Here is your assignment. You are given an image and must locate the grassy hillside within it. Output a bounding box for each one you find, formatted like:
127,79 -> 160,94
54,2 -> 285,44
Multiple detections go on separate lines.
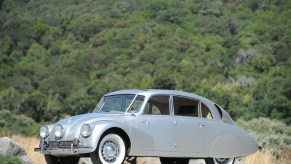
0,0 -> 290,123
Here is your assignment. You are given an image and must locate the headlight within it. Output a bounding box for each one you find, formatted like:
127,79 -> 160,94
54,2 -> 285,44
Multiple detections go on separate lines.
40,126 -> 49,138
54,125 -> 64,138
80,124 -> 92,137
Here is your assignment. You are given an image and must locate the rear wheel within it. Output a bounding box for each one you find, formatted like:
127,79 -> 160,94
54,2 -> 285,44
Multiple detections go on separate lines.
44,154 -> 80,164
160,157 -> 189,164
205,157 -> 235,164
90,133 -> 126,164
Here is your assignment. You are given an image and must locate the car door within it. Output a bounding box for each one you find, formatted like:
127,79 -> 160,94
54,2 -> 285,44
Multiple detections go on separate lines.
138,95 -> 176,153
173,96 -> 206,153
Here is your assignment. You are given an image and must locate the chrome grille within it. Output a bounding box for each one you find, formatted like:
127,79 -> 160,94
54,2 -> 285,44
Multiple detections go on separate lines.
48,141 -> 73,148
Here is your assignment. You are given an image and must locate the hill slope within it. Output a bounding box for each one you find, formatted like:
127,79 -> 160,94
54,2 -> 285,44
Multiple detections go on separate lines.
0,0 -> 290,125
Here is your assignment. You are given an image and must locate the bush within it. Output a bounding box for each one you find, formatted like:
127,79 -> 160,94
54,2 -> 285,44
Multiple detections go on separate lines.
0,155 -> 21,164
237,117 -> 291,156
0,110 -> 40,136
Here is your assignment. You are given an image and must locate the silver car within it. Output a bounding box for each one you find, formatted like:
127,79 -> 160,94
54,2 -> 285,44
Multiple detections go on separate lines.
35,89 -> 259,164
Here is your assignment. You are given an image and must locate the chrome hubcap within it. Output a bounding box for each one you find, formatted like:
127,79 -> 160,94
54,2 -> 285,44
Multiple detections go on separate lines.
101,140 -> 119,162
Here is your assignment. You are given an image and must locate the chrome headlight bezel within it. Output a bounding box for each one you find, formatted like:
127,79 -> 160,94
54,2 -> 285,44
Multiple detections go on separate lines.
80,124 -> 92,138
40,126 -> 49,138
54,124 -> 64,138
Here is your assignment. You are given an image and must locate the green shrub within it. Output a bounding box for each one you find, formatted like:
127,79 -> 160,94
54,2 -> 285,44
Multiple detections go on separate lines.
237,117 -> 291,156
0,110 -> 40,136
0,128 -> 13,138
0,155 -> 21,164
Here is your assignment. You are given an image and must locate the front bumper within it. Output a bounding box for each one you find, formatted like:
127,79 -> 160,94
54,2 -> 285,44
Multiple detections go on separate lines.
34,147 -> 94,155
34,140 -> 94,155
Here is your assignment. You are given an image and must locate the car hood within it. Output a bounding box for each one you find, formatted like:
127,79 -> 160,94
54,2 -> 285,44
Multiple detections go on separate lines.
57,112 -> 126,126
49,112 -> 127,141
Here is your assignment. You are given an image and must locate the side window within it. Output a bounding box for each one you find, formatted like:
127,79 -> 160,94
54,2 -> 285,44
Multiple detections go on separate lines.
143,95 -> 170,115
214,104 -> 223,119
173,96 -> 199,117
127,95 -> 145,113
201,103 -> 213,119
215,104 -> 234,124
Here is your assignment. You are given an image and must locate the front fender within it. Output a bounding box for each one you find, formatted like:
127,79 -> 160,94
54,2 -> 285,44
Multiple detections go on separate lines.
78,120 -> 130,153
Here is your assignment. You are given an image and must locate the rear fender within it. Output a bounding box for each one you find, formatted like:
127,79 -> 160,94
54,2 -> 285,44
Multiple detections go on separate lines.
210,125 -> 258,158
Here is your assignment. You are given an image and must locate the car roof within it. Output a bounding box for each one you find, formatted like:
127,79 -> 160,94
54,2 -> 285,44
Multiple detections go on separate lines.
105,89 -> 214,105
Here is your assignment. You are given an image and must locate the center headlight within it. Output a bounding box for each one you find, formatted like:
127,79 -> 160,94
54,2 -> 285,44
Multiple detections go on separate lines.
40,126 -> 49,138
80,124 -> 92,137
54,125 -> 64,138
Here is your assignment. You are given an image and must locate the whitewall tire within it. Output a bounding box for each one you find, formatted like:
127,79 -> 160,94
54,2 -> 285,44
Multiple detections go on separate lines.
90,133 -> 126,164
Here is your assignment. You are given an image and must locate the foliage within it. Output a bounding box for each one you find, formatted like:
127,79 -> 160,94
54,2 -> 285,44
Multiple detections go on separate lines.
237,117 -> 291,156
0,110 -> 40,136
0,0 -> 290,129
0,155 -> 21,164
247,63 -> 291,125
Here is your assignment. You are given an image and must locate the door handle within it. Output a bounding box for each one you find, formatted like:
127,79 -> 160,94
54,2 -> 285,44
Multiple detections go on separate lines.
199,123 -> 205,128
142,120 -> 150,125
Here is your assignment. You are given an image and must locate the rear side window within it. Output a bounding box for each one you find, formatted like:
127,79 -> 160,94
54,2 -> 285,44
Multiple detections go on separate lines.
214,104 -> 223,119
173,96 -> 199,117
201,103 -> 213,119
214,104 -> 234,124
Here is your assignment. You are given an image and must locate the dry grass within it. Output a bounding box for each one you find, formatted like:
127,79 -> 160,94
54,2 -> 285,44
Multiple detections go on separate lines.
243,149 -> 276,164
243,148 -> 291,164
6,135 -> 291,164
12,135 -> 46,164
279,149 -> 291,164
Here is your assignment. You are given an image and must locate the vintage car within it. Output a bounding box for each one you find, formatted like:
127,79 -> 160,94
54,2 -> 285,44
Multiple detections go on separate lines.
35,89 -> 259,164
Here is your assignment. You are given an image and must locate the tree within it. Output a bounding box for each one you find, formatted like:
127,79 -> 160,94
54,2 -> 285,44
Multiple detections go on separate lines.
250,65 -> 291,124
21,91 -> 47,122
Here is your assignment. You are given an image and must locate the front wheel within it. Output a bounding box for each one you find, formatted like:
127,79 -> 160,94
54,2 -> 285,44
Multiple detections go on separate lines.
44,154 -> 80,164
90,133 -> 126,164
205,157 -> 235,164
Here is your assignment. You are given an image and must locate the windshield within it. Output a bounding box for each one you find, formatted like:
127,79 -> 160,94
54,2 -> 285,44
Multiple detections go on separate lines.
93,94 -> 135,113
